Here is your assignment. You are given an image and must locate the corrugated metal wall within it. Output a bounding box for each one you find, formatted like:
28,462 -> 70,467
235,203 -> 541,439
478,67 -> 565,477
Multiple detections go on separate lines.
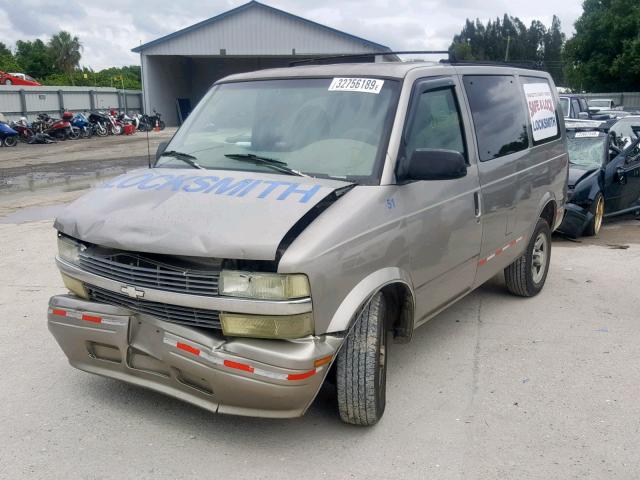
582,92 -> 640,109
0,85 -> 143,121
142,6 -> 381,56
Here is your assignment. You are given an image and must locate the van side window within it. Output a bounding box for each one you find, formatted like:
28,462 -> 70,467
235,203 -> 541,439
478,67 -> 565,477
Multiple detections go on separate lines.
404,87 -> 466,160
463,75 -> 529,161
521,76 -> 561,145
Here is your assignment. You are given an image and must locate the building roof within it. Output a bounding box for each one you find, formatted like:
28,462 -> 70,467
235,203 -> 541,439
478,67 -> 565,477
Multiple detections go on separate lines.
132,1 -> 390,54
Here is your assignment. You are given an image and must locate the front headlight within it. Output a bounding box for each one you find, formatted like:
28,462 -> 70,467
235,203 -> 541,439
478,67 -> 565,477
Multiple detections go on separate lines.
219,270 -> 310,300
57,234 -> 81,264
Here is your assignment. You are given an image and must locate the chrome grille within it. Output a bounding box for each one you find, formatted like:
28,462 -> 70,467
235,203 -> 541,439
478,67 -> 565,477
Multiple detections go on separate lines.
88,285 -> 221,330
78,250 -> 219,297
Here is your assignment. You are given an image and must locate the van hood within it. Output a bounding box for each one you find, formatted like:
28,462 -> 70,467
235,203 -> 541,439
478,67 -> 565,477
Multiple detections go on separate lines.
54,168 -> 351,260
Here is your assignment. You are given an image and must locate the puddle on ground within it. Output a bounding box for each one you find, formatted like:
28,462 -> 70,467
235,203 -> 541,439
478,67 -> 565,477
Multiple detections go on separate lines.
0,204 -> 66,224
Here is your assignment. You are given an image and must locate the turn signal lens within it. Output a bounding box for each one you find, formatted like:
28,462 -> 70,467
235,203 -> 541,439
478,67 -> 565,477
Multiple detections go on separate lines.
219,271 -> 310,300
61,272 -> 89,299
220,312 -> 313,339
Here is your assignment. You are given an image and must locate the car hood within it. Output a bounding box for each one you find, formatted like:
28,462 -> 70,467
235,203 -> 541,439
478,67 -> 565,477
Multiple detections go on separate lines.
54,168 -> 351,260
568,166 -> 598,188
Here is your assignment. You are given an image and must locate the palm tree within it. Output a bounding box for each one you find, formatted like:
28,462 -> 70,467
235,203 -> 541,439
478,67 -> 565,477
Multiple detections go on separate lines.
48,31 -> 82,85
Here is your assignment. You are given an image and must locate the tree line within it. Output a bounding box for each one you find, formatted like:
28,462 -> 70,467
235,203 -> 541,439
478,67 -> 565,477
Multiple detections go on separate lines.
449,0 -> 640,92
0,31 -> 141,90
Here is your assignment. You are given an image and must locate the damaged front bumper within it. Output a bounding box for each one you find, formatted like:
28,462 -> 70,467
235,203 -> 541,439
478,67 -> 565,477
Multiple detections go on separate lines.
48,294 -> 341,418
557,202 -> 593,238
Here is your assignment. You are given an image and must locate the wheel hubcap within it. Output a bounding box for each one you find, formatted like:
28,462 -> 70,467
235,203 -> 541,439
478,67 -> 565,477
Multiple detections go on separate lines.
531,233 -> 548,284
594,196 -> 604,234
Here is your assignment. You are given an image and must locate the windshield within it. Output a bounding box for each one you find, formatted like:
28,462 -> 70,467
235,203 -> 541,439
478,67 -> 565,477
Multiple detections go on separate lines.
559,98 -> 569,117
158,78 -> 400,183
567,134 -> 606,169
588,99 -> 610,108
610,117 -> 640,141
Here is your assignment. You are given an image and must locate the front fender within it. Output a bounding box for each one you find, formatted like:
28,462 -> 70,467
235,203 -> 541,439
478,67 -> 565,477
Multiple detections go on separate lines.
326,267 -> 415,333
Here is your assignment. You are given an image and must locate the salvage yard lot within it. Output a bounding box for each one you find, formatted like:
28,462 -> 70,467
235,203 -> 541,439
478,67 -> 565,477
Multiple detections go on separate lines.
0,180 -> 639,478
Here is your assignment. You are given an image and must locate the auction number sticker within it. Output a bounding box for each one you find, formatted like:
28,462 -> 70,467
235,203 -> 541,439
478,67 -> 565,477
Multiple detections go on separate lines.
574,131 -> 601,138
523,82 -> 558,142
329,78 -> 384,94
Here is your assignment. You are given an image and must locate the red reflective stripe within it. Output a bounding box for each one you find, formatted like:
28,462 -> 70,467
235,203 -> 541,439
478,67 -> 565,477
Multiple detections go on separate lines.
495,247 -> 503,255
510,239 -> 517,247
82,314 -> 101,324
287,369 -> 316,381
51,309 -> 67,317
478,258 -> 487,266
224,360 -> 254,373
177,342 -> 200,356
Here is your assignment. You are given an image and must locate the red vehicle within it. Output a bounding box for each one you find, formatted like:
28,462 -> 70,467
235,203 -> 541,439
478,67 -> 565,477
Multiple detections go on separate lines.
0,71 -> 41,86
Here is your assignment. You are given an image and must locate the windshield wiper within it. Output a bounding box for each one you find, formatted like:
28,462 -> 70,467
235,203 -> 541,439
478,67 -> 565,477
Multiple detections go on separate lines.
224,153 -> 308,177
160,150 -> 204,170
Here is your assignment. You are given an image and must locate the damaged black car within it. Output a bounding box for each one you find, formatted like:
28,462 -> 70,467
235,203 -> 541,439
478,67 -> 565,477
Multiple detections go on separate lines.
558,128 -> 640,237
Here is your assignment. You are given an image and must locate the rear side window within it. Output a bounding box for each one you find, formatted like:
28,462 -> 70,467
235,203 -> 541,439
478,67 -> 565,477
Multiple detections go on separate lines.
521,76 -> 560,145
463,75 -> 529,161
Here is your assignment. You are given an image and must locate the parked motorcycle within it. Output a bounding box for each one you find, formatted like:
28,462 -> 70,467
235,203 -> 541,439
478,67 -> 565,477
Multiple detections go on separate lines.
0,120 -> 18,147
139,109 -> 165,131
71,113 -> 93,139
32,113 -> 74,140
88,112 -> 110,137
10,117 -> 34,143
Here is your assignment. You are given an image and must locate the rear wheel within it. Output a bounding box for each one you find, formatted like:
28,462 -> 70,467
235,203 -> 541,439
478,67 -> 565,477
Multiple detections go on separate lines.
584,193 -> 604,237
3,136 -> 18,147
336,292 -> 389,426
504,218 -> 551,297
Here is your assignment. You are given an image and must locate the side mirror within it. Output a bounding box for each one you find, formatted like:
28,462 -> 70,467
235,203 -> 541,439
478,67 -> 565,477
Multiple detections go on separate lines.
155,141 -> 168,162
404,149 -> 467,181
578,112 -> 590,120
616,166 -> 627,184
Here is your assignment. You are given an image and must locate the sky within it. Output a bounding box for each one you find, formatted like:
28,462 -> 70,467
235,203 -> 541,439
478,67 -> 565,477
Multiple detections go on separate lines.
0,0 -> 584,70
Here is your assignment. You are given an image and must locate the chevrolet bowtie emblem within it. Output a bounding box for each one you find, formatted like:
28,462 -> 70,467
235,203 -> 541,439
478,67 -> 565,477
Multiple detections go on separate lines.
121,285 -> 145,299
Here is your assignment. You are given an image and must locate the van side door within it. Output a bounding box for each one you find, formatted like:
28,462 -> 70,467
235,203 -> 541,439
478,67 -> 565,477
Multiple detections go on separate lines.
461,74 -> 532,285
396,77 -> 482,324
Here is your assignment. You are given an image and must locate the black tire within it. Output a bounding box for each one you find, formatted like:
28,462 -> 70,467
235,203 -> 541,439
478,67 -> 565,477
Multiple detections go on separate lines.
504,218 -> 552,297
4,79 -> 12,85
68,127 -> 81,140
584,192 -> 604,237
158,120 -> 166,131
336,292 -> 389,426
3,136 -> 18,147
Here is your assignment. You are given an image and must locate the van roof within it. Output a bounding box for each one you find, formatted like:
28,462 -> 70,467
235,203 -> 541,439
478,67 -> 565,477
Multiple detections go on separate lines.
218,61 -> 552,83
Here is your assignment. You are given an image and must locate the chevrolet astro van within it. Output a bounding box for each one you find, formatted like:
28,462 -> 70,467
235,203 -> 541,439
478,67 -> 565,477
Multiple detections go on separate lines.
48,61 -> 568,425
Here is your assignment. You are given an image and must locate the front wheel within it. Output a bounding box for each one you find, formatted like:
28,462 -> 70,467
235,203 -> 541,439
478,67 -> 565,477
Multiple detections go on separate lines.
4,79 -> 12,85
3,136 -> 18,147
336,292 -> 389,426
158,120 -> 166,130
68,127 -> 81,140
504,218 -> 552,297
584,193 -> 604,237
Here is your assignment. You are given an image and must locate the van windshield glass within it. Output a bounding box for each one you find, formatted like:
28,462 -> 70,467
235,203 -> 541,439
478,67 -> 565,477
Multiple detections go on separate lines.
158,78 -> 400,183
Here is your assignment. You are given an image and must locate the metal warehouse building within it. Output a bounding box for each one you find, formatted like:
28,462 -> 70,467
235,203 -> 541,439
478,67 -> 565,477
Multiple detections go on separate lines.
132,0 -> 390,126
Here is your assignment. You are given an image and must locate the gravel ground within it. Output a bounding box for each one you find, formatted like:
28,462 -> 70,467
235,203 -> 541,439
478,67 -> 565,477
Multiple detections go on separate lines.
0,192 -> 639,479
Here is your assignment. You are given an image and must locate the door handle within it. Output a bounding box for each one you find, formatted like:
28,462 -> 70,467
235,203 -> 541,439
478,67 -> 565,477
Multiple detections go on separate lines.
473,192 -> 481,218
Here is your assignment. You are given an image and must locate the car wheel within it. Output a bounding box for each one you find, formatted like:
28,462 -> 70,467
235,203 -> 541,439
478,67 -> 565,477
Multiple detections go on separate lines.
336,291 -> 389,426
584,193 -> 604,237
4,79 -> 12,85
504,218 -> 552,297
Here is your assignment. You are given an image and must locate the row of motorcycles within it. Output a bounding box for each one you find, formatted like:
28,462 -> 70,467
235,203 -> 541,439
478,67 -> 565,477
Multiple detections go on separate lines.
0,109 -> 166,147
